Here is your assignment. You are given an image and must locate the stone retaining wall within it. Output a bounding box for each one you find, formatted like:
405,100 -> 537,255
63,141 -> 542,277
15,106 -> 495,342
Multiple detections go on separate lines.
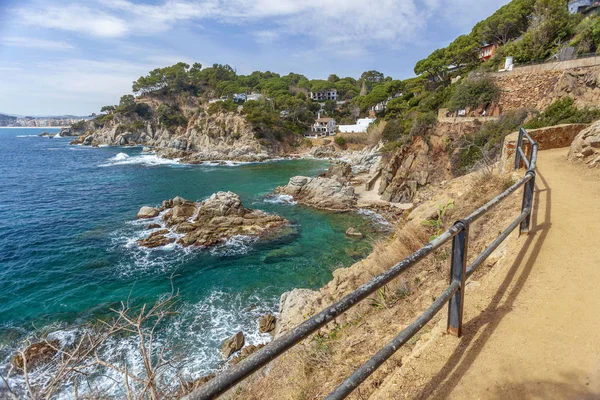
500,124 -> 590,172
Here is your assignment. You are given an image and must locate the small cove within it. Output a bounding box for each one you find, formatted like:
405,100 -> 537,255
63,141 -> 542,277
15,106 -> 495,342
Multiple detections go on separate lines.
0,128 -> 387,396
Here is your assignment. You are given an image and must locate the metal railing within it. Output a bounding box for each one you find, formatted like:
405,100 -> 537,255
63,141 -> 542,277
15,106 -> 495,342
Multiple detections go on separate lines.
185,127 -> 539,400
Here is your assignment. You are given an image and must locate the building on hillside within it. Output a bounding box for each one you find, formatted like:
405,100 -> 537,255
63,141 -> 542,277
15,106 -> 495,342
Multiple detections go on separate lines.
308,113 -> 337,137
310,89 -> 337,101
246,93 -> 264,101
479,43 -> 499,61
338,118 -> 376,133
568,0 -> 597,14
369,92 -> 403,114
233,93 -> 247,103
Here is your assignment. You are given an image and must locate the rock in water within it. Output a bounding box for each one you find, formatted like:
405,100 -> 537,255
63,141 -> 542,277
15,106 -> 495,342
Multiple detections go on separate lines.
137,192 -> 288,248
137,230 -> 175,248
230,344 -> 265,365
222,331 -> 245,358
275,176 -> 356,211
258,314 -> 277,333
136,206 -> 159,219
12,339 -> 59,370
345,227 -> 364,238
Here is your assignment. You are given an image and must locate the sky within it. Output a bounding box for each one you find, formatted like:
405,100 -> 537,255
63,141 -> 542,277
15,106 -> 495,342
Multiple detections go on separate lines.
0,0 -> 511,116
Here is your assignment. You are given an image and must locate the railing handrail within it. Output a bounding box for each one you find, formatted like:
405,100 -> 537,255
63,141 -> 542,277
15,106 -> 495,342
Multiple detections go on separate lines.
185,127 -> 539,400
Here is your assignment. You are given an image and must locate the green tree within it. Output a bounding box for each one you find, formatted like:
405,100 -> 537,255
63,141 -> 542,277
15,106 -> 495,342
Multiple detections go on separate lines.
360,70 -> 385,92
448,75 -> 500,112
100,105 -> 116,113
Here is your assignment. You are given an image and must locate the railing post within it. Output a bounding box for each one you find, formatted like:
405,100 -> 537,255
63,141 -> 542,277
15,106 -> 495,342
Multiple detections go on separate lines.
520,171 -> 536,234
447,221 -> 468,337
514,128 -> 524,170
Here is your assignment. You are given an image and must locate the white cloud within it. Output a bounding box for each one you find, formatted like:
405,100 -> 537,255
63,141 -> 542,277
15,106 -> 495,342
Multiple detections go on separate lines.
1,37 -> 74,51
15,4 -> 128,38
14,0 -> 429,46
12,0 -> 511,52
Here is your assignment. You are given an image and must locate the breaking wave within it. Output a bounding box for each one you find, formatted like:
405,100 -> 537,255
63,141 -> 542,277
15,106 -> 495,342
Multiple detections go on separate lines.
262,193 -> 298,205
99,153 -> 181,167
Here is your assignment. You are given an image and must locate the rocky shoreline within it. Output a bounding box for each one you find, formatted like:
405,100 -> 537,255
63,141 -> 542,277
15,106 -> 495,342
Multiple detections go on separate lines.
136,192 -> 289,248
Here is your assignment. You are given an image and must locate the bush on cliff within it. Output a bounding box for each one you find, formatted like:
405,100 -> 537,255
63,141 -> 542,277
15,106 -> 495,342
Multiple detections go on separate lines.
452,109 -> 528,175
448,74 -> 500,112
525,97 -> 600,129
207,99 -> 238,115
157,104 -> 187,129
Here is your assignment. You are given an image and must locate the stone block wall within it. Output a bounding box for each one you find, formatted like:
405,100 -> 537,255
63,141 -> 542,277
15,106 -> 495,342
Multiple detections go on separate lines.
500,124 -> 590,172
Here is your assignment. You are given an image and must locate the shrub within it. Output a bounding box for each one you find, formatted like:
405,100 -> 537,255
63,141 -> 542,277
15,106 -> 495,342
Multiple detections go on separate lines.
334,136 -> 346,147
409,112 -> 437,137
525,97 -> 600,129
207,99 -> 238,115
452,109 -> 528,176
95,113 -> 114,126
134,103 -> 152,119
157,104 -> 187,128
382,119 -> 407,142
71,120 -> 86,129
448,74 -> 500,112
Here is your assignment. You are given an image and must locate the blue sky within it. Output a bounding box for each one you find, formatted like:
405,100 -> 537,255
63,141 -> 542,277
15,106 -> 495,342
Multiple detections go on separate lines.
0,0 -> 510,116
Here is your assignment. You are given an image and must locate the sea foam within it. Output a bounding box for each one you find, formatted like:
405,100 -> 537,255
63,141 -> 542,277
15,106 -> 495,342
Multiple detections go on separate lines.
99,153 -> 180,167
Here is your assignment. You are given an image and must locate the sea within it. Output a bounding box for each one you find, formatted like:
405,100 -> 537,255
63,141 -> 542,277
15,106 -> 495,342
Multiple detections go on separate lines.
0,128 -> 387,397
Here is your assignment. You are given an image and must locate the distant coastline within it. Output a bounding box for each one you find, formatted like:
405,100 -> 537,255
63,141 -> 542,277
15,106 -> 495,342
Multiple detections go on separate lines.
0,126 -> 64,129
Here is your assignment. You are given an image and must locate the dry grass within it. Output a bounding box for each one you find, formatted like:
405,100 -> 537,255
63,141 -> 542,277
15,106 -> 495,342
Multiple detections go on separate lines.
229,169 -> 521,400
338,121 -> 385,147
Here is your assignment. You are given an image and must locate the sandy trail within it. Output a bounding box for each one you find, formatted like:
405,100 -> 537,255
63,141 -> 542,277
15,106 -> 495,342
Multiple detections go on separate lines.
372,148 -> 600,399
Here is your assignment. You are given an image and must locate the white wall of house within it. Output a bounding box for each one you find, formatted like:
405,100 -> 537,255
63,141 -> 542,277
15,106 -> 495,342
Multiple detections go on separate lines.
338,118 -> 376,133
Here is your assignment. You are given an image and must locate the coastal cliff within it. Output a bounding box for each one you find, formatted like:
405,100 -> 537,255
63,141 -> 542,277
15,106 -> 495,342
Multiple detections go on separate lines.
72,98 -> 300,162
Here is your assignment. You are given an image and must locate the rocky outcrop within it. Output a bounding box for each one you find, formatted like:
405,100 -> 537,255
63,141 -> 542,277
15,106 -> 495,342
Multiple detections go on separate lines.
379,137 -> 431,203
345,227 -> 364,238
222,331 -> 245,358
275,176 -> 356,211
230,344 -> 265,365
341,145 -> 382,174
136,206 -> 159,219
258,314 -> 277,333
76,100 -> 286,162
568,120 -> 600,167
12,340 -> 59,370
136,192 -> 289,248
312,145 -> 338,158
275,289 -> 317,337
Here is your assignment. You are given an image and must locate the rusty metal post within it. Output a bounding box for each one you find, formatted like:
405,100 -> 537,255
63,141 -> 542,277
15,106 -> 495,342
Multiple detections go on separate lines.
514,127 -> 524,170
520,171 -> 536,234
447,221 -> 468,337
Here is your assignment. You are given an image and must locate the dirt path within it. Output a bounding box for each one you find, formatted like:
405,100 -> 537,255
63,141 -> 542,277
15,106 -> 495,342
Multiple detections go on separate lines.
371,148 -> 600,399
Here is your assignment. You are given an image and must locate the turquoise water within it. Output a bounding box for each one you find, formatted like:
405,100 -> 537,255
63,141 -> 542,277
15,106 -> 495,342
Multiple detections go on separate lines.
0,128 -> 384,395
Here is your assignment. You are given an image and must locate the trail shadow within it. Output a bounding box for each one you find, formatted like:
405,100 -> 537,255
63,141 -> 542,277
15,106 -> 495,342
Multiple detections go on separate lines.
487,372 -> 600,400
415,170 -> 553,399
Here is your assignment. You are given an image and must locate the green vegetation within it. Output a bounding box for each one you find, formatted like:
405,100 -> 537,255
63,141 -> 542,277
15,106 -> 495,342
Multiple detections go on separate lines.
525,97 -> 600,128
157,104 -> 187,129
86,0 -> 600,174
334,136 -> 346,147
452,110 -> 528,175
447,75 -> 500,112
71,120 -> 86,130
422,200 -> 455,241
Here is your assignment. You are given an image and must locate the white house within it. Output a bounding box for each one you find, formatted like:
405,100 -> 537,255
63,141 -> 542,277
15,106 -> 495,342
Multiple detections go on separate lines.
246,93 -> 264,101
338,118 -> 376,133
308,114 -> 337,137
310,89 -> 337,101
